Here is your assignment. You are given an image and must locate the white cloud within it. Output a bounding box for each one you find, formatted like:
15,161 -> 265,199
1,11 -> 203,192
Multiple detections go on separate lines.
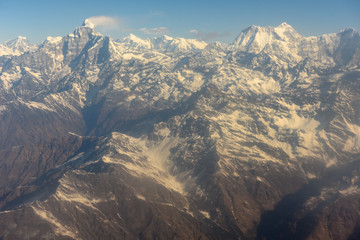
140,27 -> 169,35
189,29 -> 199,34
148,11 -> 164,17
84,16 -> 120,28
189,29 -> 231,41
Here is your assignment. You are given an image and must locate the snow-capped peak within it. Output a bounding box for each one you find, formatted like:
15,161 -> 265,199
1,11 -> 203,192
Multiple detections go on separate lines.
17,36 -> 27,40
121,34 -> 152,49
126,33 -> 140,40
274,22 -> 300,38
82,19 -> 95,29
123,34 -> 147,43
44,36 -> 63,44
5,36 -> 29,47
4,36 -> 35,53
338,27 -> 360,39
231,23 -> 302,54
276,22 -> 293,30
151,35 -> 207,51
69,22 -> 101,39
159,35 -> 174,41
231,25 -> 274,52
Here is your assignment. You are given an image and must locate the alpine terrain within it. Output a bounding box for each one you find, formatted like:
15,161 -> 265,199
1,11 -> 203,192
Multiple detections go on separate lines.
0,21 -> 360,239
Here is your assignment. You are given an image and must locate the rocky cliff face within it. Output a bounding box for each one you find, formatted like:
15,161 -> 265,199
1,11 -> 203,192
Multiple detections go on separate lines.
0,22 -> 359,239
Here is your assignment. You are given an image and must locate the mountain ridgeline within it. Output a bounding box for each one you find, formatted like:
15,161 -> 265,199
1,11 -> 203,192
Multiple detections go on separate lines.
0,22 -> 360,239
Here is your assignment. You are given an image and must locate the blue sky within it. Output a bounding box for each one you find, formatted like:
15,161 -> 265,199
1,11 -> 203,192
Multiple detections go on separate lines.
0,0 -> 359,43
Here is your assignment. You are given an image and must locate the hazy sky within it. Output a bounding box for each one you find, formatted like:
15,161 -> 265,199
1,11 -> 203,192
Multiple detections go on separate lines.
0,0 -> 359,43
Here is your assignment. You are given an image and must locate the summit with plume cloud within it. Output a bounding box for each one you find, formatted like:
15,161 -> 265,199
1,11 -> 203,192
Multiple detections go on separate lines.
83,16 -> 120,29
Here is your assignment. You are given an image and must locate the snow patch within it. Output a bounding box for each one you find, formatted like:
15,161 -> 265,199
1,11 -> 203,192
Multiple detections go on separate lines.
55,177 -> 116,207
45,36 -> 62,44
31,206 -> 77,238
122,53 -> 146,61
339,185 -> 360,196
343,123 -> 360,152
274,112 -> 319,131
68,132 -> 83,138
136,194 -> 146,201
103,133 -> 186,195
0,105 -> 6,114
23,101 -> 55,112
199,210 -> 211,219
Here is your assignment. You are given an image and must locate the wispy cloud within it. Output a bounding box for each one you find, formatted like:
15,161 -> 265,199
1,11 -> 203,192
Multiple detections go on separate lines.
84,16 -> 121,29
139,11 -> 165,25
148,11 -> 164,17
140,27 -> 169,35
189,29 -> 231,41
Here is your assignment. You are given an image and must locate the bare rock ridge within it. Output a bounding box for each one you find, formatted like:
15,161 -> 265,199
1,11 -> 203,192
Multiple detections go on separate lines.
0,22 -> 360,239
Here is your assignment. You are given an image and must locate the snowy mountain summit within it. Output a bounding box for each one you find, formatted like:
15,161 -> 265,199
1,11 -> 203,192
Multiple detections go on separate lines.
231,22 -> 301,53
0,22 -> 360,239
4,36 -> 33,52
0,36 -> 35,56
82,19 -> 96,29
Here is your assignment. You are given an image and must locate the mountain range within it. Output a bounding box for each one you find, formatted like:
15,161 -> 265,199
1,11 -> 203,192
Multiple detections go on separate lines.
0,22 -> 360,239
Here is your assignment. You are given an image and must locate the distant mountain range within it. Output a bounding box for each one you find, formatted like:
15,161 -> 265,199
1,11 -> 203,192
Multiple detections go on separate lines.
0,22 -> 360,239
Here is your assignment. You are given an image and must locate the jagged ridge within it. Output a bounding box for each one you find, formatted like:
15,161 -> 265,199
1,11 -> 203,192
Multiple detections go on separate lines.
0,22 -> 359,239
